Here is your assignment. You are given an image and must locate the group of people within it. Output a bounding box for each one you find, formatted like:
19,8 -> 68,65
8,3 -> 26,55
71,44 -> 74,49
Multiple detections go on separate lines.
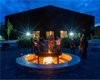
48,35 -> 61,52
31,35 -> 61,53
31,35 -> 88,59
69,36 -> 88,59
31,37 -> 44,53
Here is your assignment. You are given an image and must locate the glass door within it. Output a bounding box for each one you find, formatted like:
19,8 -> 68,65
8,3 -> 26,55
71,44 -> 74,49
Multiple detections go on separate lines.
32,31 -> 40,40
60,31 -> 67,38
46,31 -> 54,39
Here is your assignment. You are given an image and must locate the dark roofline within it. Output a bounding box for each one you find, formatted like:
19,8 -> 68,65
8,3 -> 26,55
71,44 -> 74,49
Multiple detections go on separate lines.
5,5 -> 50,17
6,5 -> 94,17
49,5 -> 94,17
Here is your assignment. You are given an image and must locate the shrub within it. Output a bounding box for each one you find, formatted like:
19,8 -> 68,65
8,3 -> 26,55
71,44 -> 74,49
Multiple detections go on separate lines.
91,35 -> 100,39
17,36 -> 31,48
61,37 -> 80,48
61,38 -> 70,48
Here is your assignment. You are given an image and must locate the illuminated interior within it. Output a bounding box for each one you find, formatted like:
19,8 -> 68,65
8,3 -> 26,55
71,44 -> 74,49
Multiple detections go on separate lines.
46,31 -> 54,39
33,31 -> 40,39
60,31 -> 67,38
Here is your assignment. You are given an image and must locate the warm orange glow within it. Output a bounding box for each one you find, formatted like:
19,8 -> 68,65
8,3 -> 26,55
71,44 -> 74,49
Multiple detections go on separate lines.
43,57 -> 54,64
25,53 -> 72,64
48,49 -> 51,53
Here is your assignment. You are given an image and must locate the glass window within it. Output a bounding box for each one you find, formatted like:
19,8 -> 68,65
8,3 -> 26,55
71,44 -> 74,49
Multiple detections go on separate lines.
32,31 -> 40,40
60,31 -> 67,38
46,31 -> 54,39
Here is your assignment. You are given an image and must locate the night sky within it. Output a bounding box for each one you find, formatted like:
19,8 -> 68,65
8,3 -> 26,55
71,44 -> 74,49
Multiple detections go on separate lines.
0,0 -> 100,26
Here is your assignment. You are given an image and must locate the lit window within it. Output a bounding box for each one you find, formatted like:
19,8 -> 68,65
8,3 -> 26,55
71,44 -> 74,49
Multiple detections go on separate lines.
60,31 -> 67,38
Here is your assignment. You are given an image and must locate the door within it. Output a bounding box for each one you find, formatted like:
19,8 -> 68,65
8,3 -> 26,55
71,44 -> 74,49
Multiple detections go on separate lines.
60,31 -> 67,38
46,31 -> 54,39
32,31 -> 40,40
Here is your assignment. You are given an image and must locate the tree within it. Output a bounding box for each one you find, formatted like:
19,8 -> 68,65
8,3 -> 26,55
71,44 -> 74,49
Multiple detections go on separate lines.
6,20 -> 13,40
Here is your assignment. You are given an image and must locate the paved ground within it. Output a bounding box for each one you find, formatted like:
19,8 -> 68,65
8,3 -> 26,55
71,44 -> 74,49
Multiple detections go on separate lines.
0,47 -> 100,79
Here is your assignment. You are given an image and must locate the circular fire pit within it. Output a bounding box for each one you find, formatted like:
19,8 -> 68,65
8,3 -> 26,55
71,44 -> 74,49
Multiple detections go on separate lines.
16,52 -> 81,73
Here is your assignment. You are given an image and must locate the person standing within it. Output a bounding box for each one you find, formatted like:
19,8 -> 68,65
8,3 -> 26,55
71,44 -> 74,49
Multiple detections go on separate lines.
56,36 -> 61,52
79,38 -> 83,54
48,35 -> 54,52
70,38 -> 75,54
80,37 -> 88,59
33,38 -> 38,53
31,37 -> 34,53
39,37 -> 44,52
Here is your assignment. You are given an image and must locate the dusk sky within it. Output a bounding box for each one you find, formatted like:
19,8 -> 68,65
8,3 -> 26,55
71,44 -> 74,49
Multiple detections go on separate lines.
0,0 -> 100,26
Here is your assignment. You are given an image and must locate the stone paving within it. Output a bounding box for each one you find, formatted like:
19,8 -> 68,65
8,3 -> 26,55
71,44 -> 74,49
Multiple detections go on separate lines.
0,47 -> 100,79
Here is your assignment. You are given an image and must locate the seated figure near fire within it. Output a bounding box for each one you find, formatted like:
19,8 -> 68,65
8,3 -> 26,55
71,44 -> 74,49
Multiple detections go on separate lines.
48,35 -> 54,52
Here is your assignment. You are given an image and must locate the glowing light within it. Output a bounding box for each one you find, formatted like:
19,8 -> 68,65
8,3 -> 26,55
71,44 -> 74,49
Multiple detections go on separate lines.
0,35 -> 3,40
26,32 -> 31,36
25,54 -> 72,64
43,57 -> 54,64
48,49 -> 51,53
0,35 -> 2,38
69,32 -> 74,36
61,30 -> 63,33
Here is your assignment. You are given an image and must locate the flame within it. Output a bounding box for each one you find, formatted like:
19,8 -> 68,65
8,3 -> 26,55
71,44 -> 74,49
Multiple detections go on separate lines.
48,49 -> 51,53
43,57 -> 54,64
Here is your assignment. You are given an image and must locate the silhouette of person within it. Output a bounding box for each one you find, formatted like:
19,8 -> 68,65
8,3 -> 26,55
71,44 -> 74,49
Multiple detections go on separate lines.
80,37 -> 88,59
33,38 -> 38,53
48,35 -> 54,52
70,38 -> 75,54
56,36 -> 61,52
31,37 -> 34,53
39,37 -> 44,52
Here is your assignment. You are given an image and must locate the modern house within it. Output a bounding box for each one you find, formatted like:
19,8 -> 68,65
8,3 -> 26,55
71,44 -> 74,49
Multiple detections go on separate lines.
5,5 -> 94,40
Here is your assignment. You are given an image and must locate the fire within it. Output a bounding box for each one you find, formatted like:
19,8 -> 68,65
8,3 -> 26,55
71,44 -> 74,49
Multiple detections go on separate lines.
48,49 -> 51,53
48,46 -> 52,53
43,57 -> 54,64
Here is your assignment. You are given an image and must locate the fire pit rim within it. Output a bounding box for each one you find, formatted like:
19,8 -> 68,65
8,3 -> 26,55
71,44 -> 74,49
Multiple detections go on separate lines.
16,53 -> 81,69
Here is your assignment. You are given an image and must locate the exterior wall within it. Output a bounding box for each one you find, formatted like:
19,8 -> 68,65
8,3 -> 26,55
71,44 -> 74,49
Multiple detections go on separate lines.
5,6 -> 94,40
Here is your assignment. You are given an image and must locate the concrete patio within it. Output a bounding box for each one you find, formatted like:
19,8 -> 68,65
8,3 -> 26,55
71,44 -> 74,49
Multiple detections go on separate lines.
0,46 -> 100,79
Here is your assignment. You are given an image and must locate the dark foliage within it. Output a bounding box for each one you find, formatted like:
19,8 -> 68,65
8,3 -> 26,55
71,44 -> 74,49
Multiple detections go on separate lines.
61,37 -> 80,48
17,36 -> 31,48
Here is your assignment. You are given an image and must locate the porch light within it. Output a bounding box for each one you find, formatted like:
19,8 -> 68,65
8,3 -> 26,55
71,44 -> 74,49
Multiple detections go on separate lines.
69,32 -> 74,36
26,32 -> 31,36
0,35 -> 2,38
